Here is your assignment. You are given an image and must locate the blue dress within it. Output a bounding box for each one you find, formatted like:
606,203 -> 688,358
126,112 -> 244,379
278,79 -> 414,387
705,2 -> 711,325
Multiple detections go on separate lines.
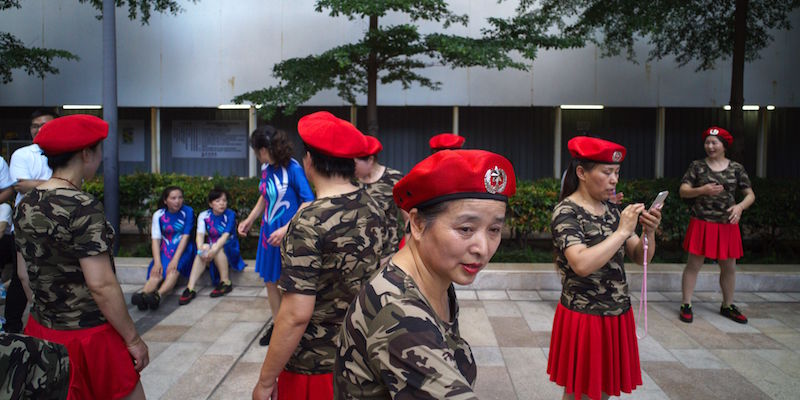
146,205 -> 196,279
197,208 -> 247,285
255,159 -> 314,283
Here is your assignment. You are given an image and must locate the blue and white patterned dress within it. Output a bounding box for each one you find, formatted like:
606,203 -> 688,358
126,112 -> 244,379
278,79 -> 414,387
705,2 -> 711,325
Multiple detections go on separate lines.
197,208 -> 247,285
147,205 -> 196,279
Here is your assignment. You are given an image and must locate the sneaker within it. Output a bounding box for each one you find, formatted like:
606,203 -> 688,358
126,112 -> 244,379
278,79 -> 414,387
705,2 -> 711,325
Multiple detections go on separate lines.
179,288 -> 196,305
144,292 -> 161,310
720,304 -> 748,324
679,303 -> 693,323
131,292 -> 147,311
259,324 -> 274,346
210,281 -> 233,298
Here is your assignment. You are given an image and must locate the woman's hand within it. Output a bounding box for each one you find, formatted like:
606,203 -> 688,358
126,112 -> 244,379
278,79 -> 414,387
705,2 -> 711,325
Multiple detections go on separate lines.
126,336 -> 149,373
238,219 -> 253,237
618,203 -> 645,236
701,183 -> 724,196
727,204 -> 744,224
150,263 -> 163,279
640,206 -> 662,234
266,225 -> 288,247
252,379 -> 277,400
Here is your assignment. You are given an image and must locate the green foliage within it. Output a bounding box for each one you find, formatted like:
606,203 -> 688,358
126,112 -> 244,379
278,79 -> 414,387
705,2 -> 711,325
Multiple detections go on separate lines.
79,0 -> 193,25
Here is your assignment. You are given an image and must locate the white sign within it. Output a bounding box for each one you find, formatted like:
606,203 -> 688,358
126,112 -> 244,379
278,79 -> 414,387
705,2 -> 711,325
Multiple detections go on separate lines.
172,120 -> 247,159
119,120 -> 145,162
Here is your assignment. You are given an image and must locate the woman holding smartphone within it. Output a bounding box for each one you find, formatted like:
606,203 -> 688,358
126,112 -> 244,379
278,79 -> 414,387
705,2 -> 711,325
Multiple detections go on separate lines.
678,127 -> 755,324
548,136 -> 662,400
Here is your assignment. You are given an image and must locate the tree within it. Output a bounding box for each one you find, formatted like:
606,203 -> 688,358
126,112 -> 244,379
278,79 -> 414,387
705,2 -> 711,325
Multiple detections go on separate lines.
495,0 -> 800,156
234,0 -> 579,135
1,0 -> 190,84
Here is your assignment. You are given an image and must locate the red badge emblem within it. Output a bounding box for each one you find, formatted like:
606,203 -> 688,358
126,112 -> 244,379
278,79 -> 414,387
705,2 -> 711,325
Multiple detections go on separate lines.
612,151 -> 623,162
484,166 -> 507,194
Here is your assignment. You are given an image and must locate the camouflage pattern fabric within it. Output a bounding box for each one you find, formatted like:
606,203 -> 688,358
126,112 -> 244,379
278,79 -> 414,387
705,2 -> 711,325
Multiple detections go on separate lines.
681,160 -> 752,223
278,187 -> 386,374
0,333 -> 70,400
334,263 -> 476,400
359,167 -> 404,254
14,188 -> 115,329
551,199 -> 631,316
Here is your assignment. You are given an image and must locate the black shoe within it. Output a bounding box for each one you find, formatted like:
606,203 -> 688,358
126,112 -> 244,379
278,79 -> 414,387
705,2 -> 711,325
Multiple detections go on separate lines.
720,304 -> 748,324
679,303 -> 693,323
259,324 -> 274,346
210,281 -> 233,298
144,292 -> 161,310
132,292 -> 147,311
179,288 -> 196,305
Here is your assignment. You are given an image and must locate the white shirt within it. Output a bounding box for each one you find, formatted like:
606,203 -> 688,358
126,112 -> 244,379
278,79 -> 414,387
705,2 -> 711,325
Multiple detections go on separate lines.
0,203 -> 12,235
0,158 -> 15,190
10,143 -> 53,205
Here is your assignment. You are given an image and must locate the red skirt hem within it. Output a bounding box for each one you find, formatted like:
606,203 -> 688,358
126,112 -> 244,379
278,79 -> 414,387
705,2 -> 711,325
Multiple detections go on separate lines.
547,303 -> 642,400
277,370 -> 333,400
682,218 -> 743,260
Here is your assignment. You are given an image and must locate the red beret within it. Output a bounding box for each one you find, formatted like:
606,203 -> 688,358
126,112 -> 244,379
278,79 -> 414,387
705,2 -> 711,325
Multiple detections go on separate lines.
393,150 -> 516,212
568,136 -> 626,164
429,133 -> 465,151
364,135 -> 383,156
34,114 -> 108,155
298,111 -> 369,158
703,126 -> 733,146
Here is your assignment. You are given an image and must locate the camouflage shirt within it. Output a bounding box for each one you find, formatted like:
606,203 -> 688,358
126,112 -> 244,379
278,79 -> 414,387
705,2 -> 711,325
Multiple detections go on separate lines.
278,187 -> 386,374
359,167 -> 405,254
681,159 -> 752,223
14,188 -> 116,329
551,198 -> 631,316
0,333 -> 70,400
335,263 -> 476,400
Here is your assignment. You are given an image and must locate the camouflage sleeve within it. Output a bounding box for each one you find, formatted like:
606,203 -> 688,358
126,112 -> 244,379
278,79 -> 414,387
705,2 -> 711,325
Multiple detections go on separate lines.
0,333 -> 70,400
278,214 -> 322,295
551,204 -> 584,252
71,197 -> 112,258
680,161 -> 699,186
368,301 -> 478,400
735,163 -> 752,190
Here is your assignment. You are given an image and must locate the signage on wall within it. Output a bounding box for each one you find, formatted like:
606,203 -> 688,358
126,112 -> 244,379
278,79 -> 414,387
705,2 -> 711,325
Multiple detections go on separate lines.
172,120 -> 247,159
119,119 -> 145,162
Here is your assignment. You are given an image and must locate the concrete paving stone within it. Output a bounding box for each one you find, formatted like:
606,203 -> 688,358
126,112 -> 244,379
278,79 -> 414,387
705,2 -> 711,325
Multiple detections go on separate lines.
690,368 -> 771,400
142,324 -> 190,342
729,291 -> 768,303
471,346 -> 505,367
180,311 -> 239,343
755,292 -> 797,302
668,348 -> 729,369
502,347 -> 563,400
537,290 -> 561,301
659,292 -> 699,303
256,287 -> 268,298
459,307 -> 498,346
517,301 -> 556,332
748,318 -> 797,335
476,290 -> 508,300
786,292 -> 800,301
641,361 -> 719,400
483,300 -> 522,317
694,303 -> 760,334
507,290 -> 541,301
618,371 -> 669,400
208,361 -> 262,400
641,306 -> 700,350
240,342 -> 269,363
455,289 -> 477,300
770,312 -> 800,330
226,286 -> 264,297
236,308 -> 272,322
764,332 -> 800,352
458,299 -> 484,308
160,354 -> 236,400
638,335 -> 678,362
204,321 -> 263,356
141,341 -> 210,399
693,291 -> 723,302
145,341 -> 172,361
640,291 -> 669,302
489,316 -> 548,348
159,296 -> 218,326
757,349 -> 800,379
211,297 -> 266,313
473,366 -> 517,400
728,332 -> 787,350
120,284 -> 141,293
713,349 -> 800,400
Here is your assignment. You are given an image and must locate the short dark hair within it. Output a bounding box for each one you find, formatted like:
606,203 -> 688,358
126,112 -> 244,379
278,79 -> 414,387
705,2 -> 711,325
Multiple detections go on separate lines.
159,186 -> 184,209
250,126 -> 293,167
45,141 -> 101,171
31,108 -> 59,121
304,144 -> 355,179
208,187 -> 230,204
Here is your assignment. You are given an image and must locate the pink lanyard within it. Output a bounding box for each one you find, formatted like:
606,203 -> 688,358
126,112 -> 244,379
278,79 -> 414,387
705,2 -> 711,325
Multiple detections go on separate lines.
636,235 -> 648,339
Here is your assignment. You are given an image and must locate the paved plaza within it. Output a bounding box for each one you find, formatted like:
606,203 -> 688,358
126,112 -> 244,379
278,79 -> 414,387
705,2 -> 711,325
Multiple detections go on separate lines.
121,283 -> 800,400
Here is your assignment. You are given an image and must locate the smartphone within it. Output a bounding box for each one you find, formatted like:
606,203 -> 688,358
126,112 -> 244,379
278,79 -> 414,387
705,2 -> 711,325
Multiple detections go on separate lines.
649,190 -> 669,211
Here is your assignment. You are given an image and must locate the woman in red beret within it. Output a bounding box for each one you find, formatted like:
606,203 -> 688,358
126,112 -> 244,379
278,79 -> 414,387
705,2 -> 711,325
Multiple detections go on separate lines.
678,127 -> 755,324
14,114 -> 149,399
334,149 -> 516,399
548,136 -> 662,400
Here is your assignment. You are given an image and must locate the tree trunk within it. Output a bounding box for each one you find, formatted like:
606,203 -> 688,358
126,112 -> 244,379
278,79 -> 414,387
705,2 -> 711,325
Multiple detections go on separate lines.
729,0 -> 748,161
366,15 -> 379,136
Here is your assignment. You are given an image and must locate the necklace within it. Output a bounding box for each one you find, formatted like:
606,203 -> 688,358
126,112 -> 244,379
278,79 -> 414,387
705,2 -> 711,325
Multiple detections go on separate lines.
51,176 -> 80,190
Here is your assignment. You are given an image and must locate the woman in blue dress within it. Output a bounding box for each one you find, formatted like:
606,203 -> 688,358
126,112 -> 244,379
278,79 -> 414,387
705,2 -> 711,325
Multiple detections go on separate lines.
131,186 -> 195,310
238,126 -> 314,345
179,188 -> 246,305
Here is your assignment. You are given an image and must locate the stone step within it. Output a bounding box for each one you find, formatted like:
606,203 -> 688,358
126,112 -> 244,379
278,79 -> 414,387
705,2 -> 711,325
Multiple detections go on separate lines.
114,257 -> 800,292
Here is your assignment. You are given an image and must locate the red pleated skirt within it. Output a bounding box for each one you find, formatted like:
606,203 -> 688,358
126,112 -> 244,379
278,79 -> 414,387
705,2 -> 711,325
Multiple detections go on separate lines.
24,315 -> 140,400
682,217 -> 743,260
277,370 -> 333,400
547,303 -> 642,400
